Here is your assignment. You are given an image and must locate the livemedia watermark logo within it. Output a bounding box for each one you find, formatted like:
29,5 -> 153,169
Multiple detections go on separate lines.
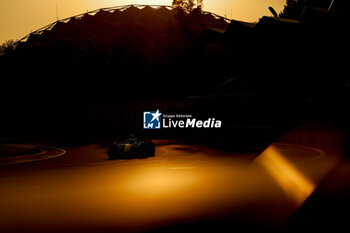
143,110 -> 222,129
143,110 -> 162,129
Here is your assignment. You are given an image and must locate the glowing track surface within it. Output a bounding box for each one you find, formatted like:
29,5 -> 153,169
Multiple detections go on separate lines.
0,141 -> 341,233
0,144 -> 66,165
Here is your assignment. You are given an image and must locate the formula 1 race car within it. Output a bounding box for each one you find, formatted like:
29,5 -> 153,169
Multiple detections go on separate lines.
107,136 -> 155,159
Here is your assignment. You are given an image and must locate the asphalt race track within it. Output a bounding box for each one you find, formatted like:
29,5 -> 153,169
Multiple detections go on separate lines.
0,144 -> 66,165
0,140 -> 343,233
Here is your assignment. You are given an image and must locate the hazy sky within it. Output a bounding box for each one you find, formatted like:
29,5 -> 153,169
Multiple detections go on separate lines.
0,0 -> 286,43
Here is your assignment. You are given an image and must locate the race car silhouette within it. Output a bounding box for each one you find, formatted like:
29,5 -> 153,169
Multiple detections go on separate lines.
107,136 -> 155,159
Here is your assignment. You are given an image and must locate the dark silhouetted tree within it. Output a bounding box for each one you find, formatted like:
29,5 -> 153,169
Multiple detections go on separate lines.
172,0 -> 203,13
171,0 -> 207,78
0,40 -> 15,56
171,0 -> 206,41
171,0 -> 205,32
279,0 -> 307,19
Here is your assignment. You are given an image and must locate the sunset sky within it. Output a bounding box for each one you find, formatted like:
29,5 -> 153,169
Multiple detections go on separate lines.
0,0 -> 286,44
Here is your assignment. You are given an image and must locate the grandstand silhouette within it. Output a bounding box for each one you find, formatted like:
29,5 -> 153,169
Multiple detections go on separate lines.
0,3 -> 347,145
5,5 -> 231,101
15,5 -> 229,45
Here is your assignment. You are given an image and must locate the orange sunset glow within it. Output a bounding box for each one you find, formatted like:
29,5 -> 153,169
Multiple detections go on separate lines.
0,0 -> 285,43
1,1 -> 348,233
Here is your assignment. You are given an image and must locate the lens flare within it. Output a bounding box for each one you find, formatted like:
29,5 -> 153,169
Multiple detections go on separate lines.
255,145 -> 319,205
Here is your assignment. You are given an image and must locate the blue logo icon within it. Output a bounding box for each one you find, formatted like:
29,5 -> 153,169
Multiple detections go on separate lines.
143,110 -> 162,129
